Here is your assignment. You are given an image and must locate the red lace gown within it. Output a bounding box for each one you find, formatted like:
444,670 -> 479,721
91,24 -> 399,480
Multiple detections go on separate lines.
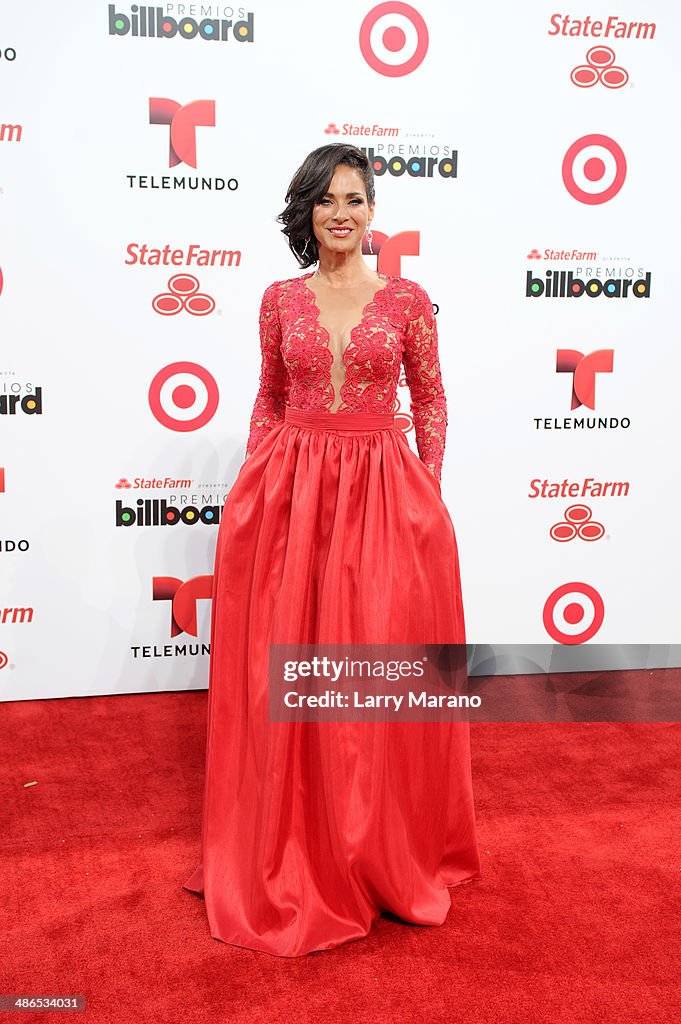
183,273 -> 481,956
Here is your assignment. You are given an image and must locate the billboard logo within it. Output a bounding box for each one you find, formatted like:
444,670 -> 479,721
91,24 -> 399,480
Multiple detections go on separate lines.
359,2 -> 428,77
152,274 -> 215,316
109,6 -> 254,43
562,134 -> 627,205
152,575 -> 213,636
556,349 -> 614,410
0,467 -> 4,492
550,505 -> 605,542
149,98 -> 215,168
571,47 -> 629,88
543,582 -> 605,644
148,362 -> 219,432
0,387 -> 42,416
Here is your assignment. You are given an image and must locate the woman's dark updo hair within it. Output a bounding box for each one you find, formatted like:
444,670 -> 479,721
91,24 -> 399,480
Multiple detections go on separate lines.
278,144 -> 375,269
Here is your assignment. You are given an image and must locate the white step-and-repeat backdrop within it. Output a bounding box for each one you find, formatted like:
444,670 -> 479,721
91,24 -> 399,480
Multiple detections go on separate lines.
2,2 -> 680,700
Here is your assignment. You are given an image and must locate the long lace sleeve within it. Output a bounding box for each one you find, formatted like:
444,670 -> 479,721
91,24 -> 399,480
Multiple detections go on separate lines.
402,282 -> 448,482
245,282 -> 289,457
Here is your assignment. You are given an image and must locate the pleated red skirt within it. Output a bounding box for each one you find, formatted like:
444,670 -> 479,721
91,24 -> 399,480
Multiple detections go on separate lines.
183,408 -> 481,956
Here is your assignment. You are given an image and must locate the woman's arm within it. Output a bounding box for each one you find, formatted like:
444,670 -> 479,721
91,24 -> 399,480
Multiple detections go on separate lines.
245,282 -> 289,458
402,282 -> 448,482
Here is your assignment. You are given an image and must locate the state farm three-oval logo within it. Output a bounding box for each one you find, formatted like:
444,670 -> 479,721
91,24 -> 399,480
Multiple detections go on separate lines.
148,362 -> 219,431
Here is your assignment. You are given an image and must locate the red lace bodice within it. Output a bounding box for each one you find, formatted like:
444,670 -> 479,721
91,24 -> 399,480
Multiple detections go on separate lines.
245,273 -> 448,480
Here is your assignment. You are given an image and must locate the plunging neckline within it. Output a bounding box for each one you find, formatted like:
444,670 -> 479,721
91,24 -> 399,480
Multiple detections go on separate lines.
301,272 -> 392,359
300,272 -> 394,412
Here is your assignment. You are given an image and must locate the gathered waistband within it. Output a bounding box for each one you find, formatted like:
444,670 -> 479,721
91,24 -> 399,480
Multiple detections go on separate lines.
284,407 -> 397,434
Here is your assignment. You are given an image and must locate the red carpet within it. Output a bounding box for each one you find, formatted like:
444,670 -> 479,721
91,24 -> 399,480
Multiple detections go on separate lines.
1,675 -> 679,1023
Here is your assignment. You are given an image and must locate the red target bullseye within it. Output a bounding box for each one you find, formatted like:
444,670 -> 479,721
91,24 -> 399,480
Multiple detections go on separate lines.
148,361 -> 219,432
0,651 -> 8,670
562,133 -> 627,205
543,582 -> 605,645
359,2 -> 429,77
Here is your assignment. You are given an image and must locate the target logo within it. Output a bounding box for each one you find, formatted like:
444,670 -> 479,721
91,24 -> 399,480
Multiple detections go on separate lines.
0,650 -> 8,670
543,582 -> 605,644
571,47 -> 629,89
148,362 -> 219,432
550,505 -> 605,542
562,134 -> 627,205
153,574 -> 213,637
152,275 -> 215,316
556,349 -> 614,410
359,2 -> 428,77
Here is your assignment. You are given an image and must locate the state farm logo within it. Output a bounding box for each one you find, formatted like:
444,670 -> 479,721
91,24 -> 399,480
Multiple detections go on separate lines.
152,274 -> 215,316
550,505 -> 605,542
153,575 -> 213,637
562,134 -> 626,205
148,362 -> 219,432
527,248 -> 598,262
125,242 -> 241,268
149,97 -> 214,168
108,5 -> 255,43
0,121 -> 22,142
1,604 -> 33,624
362,229 -> 419,276
324,121 -> 399,139
571,47 -> 629,88
548,14 -> 656,40
557,349 -> 613,409
359,2 -> 428,77
529,476 -> 629,500
543,582 -> 605,644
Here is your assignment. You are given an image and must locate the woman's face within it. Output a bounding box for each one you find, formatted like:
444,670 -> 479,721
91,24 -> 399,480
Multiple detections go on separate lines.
311,164 -> 374,258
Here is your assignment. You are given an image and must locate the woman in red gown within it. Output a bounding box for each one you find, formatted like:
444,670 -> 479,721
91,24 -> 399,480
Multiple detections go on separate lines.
183,144 -> 481,956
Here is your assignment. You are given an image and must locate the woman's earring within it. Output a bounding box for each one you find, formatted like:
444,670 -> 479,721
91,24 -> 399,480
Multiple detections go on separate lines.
366,227 -> 374,255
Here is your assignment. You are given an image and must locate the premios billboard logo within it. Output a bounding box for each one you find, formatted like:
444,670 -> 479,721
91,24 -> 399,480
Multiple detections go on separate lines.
0,381 -> 43,416
359,2 -> 428,77
323,120 -> 457,180
108,5 -> 255,42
